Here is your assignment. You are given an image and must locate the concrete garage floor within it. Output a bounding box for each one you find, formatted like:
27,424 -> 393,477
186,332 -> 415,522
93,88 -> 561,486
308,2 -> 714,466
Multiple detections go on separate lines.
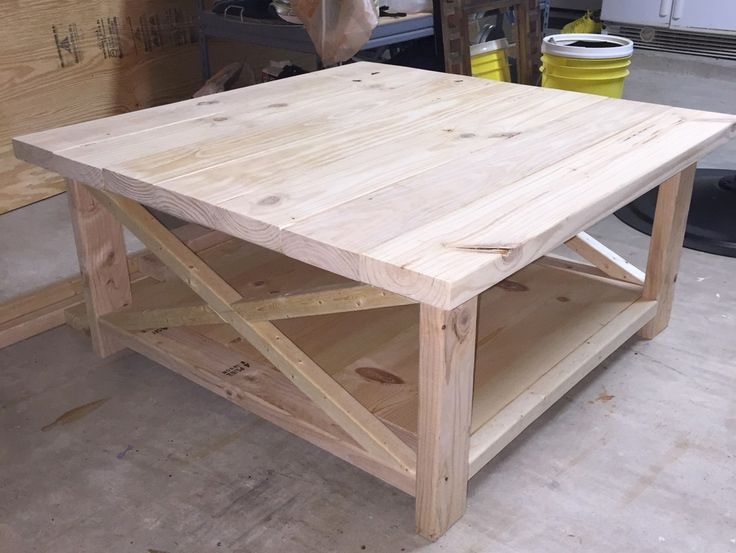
1,51 -> 736,552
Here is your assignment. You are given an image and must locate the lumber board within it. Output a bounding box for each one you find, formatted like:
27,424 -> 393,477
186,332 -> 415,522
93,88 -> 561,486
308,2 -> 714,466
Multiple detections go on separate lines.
14,63 -> 735,308
67,180 -> 132,356
468,298 -> 657,476
103,283 -> 414,330
565,232 -> 645,285
536,253 -> 624,281
0,275 -> 84,350
100,318 -> 416,495
92,189 -> 417,476
63,240 -> 654,490
416,299 -> 477,540
0,224 -> 225,349
64,236 -> 648,458
640,165 -> 697,338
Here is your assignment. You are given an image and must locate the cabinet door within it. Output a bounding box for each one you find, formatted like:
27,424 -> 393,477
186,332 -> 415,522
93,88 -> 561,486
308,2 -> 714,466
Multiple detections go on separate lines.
670,0 -> 736,33
601,0 -> 674,28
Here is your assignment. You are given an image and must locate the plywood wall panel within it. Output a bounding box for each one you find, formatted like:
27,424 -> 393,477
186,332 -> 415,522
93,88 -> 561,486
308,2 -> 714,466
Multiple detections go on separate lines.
0,0 -> 203,213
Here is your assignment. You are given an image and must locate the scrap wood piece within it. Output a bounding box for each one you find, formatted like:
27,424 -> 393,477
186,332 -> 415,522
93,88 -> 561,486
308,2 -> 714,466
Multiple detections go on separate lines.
193,62 -> 244,98
91,187 -> 417,475
0,275 -> 84,350
564,231 -> 645,285
0,223 -> 227,350
103,282 -> 415,330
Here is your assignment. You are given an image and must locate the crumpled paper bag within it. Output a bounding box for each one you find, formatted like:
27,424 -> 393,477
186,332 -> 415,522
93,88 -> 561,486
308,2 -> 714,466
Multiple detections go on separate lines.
291,0 -> 378,66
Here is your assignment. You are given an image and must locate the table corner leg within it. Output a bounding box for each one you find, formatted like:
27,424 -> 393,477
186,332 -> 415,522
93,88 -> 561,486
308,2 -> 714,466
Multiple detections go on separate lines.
67,180 -> 132,357
416,297 -> 478,540
639,164 -> 696,340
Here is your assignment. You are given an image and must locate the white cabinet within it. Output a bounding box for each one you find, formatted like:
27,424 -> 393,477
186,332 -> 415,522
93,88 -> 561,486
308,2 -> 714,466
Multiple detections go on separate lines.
601,0 -> 673,28
602,0 -> 736,33
669,0 -> 736,33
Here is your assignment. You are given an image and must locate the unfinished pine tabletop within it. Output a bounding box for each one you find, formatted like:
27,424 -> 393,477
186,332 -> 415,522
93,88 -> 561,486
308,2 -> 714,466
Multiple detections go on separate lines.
14,62 -> 736,308
13,62 -> 736,540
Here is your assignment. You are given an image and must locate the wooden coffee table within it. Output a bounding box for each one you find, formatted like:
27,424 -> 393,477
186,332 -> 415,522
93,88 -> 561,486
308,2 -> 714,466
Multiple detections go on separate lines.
14,63 -> 736,540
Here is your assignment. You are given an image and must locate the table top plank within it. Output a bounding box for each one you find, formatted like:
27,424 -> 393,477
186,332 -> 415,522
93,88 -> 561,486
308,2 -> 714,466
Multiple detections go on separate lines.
364,109 -> 733,307
279,97 -> 665,287
15,64 -> 491,188
14,62 -> 736,309
153,84 -> 608,229
15,63 -> 411,153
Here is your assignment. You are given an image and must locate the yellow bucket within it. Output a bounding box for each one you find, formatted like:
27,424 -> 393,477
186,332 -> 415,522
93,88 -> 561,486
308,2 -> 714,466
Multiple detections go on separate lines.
540,34 -> 634,98
471,39 -> 511,82
541,67 -> 630,98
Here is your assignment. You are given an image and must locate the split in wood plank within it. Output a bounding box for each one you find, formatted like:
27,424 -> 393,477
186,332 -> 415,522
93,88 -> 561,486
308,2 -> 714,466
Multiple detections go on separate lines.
89,186 -> 417,477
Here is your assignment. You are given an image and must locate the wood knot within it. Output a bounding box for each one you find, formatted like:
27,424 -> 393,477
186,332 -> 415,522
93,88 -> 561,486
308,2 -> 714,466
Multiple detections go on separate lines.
355,367 -> 405,385
258,195 -> 281,206
452,309 -> 475,340
497,280 -> 528,292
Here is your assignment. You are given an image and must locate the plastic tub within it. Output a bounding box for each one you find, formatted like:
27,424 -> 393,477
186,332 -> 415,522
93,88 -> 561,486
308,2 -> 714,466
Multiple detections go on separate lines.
541,67 -> 630,98
540,33 -> 633,98
470,38 -> 511,82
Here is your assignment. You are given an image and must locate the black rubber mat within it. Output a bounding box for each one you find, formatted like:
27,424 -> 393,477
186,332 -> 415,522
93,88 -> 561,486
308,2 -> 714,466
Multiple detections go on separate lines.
615,169 -> 736,258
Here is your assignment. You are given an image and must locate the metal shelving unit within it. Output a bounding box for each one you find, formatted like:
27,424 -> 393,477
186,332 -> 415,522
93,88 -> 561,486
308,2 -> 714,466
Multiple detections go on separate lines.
198,3 -> 435,78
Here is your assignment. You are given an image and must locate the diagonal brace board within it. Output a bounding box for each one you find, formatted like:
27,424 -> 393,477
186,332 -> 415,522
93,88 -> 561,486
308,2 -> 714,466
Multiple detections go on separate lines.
564,232 -> 645,285
89,187 -> 417,476
103,283 -> 415,331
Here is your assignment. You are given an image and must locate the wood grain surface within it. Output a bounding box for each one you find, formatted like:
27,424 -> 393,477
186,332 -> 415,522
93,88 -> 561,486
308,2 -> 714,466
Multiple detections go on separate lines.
14,63 -> 736,307
0,0 -> 202,213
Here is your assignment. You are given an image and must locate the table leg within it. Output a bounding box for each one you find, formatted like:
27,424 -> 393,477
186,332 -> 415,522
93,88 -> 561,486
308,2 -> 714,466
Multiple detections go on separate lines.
639,164 -> 696,339
67,180 -> 132,356
416,297 -> 478,540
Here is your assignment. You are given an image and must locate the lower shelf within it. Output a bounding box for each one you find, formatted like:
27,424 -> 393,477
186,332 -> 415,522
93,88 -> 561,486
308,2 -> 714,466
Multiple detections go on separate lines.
69,238 -> 655,494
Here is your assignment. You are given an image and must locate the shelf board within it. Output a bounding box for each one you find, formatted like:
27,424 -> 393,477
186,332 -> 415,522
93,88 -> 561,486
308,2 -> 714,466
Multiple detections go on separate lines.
278,260 -> 648,446
69,237 -> 653,491
200,11 -> 435,54
468,297 -> 656,476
